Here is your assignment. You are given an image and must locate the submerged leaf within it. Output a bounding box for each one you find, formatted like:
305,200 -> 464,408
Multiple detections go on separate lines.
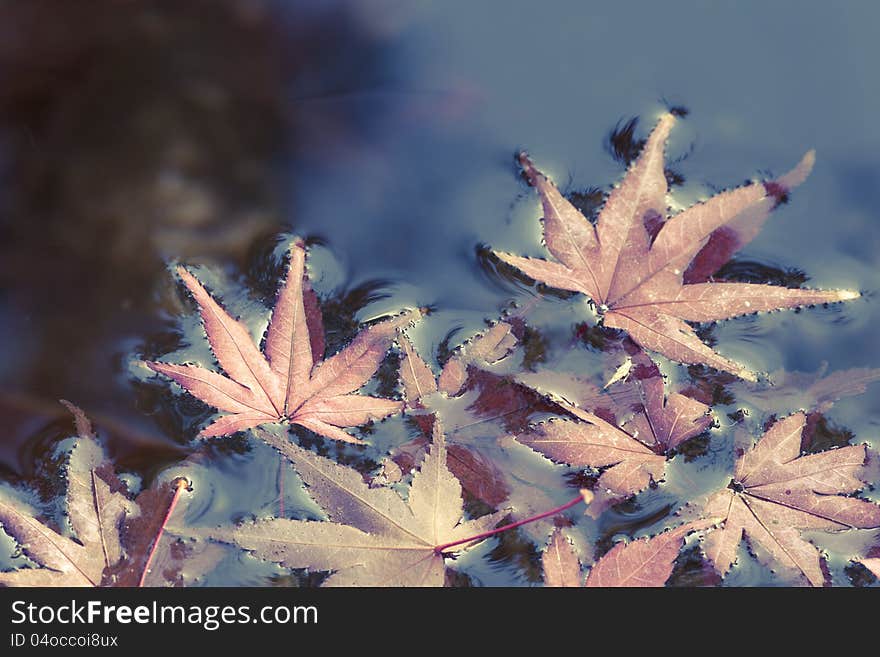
390,325 -> 526,507
741,362 -> 880,414
111,479 -> 223,587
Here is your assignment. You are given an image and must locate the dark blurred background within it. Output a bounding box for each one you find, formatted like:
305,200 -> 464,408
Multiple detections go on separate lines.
0,0 -> 402,475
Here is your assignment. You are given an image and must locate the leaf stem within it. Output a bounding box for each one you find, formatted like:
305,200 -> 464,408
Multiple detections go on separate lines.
278,455 -> 285,518
433,493 -> 586,555
138,478 -> 188,587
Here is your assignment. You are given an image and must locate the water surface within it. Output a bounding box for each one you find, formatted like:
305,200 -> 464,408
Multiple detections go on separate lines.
1,0 -> 879,587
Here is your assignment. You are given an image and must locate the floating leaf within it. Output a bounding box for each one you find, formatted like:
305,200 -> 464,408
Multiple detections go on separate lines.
201,424 -> 506,586
701,413 -> 880,586
0,404 -> 131,586
540,521 -> 711,587
146,240 -> 417,441
585,521 -> 712,587
0,404 -> 209,587
390,327 -> 526,507
857,558 -> 880,579
437,322 -> 518,397
517,353 -> 712,514
542,528 -> 583,587
495,113 -> 856,379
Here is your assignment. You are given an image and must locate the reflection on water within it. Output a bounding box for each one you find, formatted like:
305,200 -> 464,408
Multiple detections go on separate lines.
1,0 -> 879,586
0,0 -> 392,472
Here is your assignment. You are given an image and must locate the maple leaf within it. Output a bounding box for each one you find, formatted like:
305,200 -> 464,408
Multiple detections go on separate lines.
201,425 -> 505,586
853,537 -> 880,581
436,321 -> 519,397
399,320 -> 519,405
739,362 -> 880,415
542,522 -> 711,587
380,323 -> 524,505
374,430 -> 511,509
516,353 -> 713,515
494,112 -> 858,379
146,240 -> 416,442
392,321 -> 562,508
0,403 -> 213,587
541,528 -> 583,587
0,404 -> 132,586
701,412 -> 880,586
108,477 -> 224,587
399,320 -> 563,438
515,369 -> 643,425
857,558 -> 880,579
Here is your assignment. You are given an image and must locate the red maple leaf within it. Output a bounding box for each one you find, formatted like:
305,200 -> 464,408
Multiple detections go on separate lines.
542,521 -> 712,587
146,240 -> 416,441
495,113 -> 858,379
701,412 -> 880,586
516,352 -> 713,514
